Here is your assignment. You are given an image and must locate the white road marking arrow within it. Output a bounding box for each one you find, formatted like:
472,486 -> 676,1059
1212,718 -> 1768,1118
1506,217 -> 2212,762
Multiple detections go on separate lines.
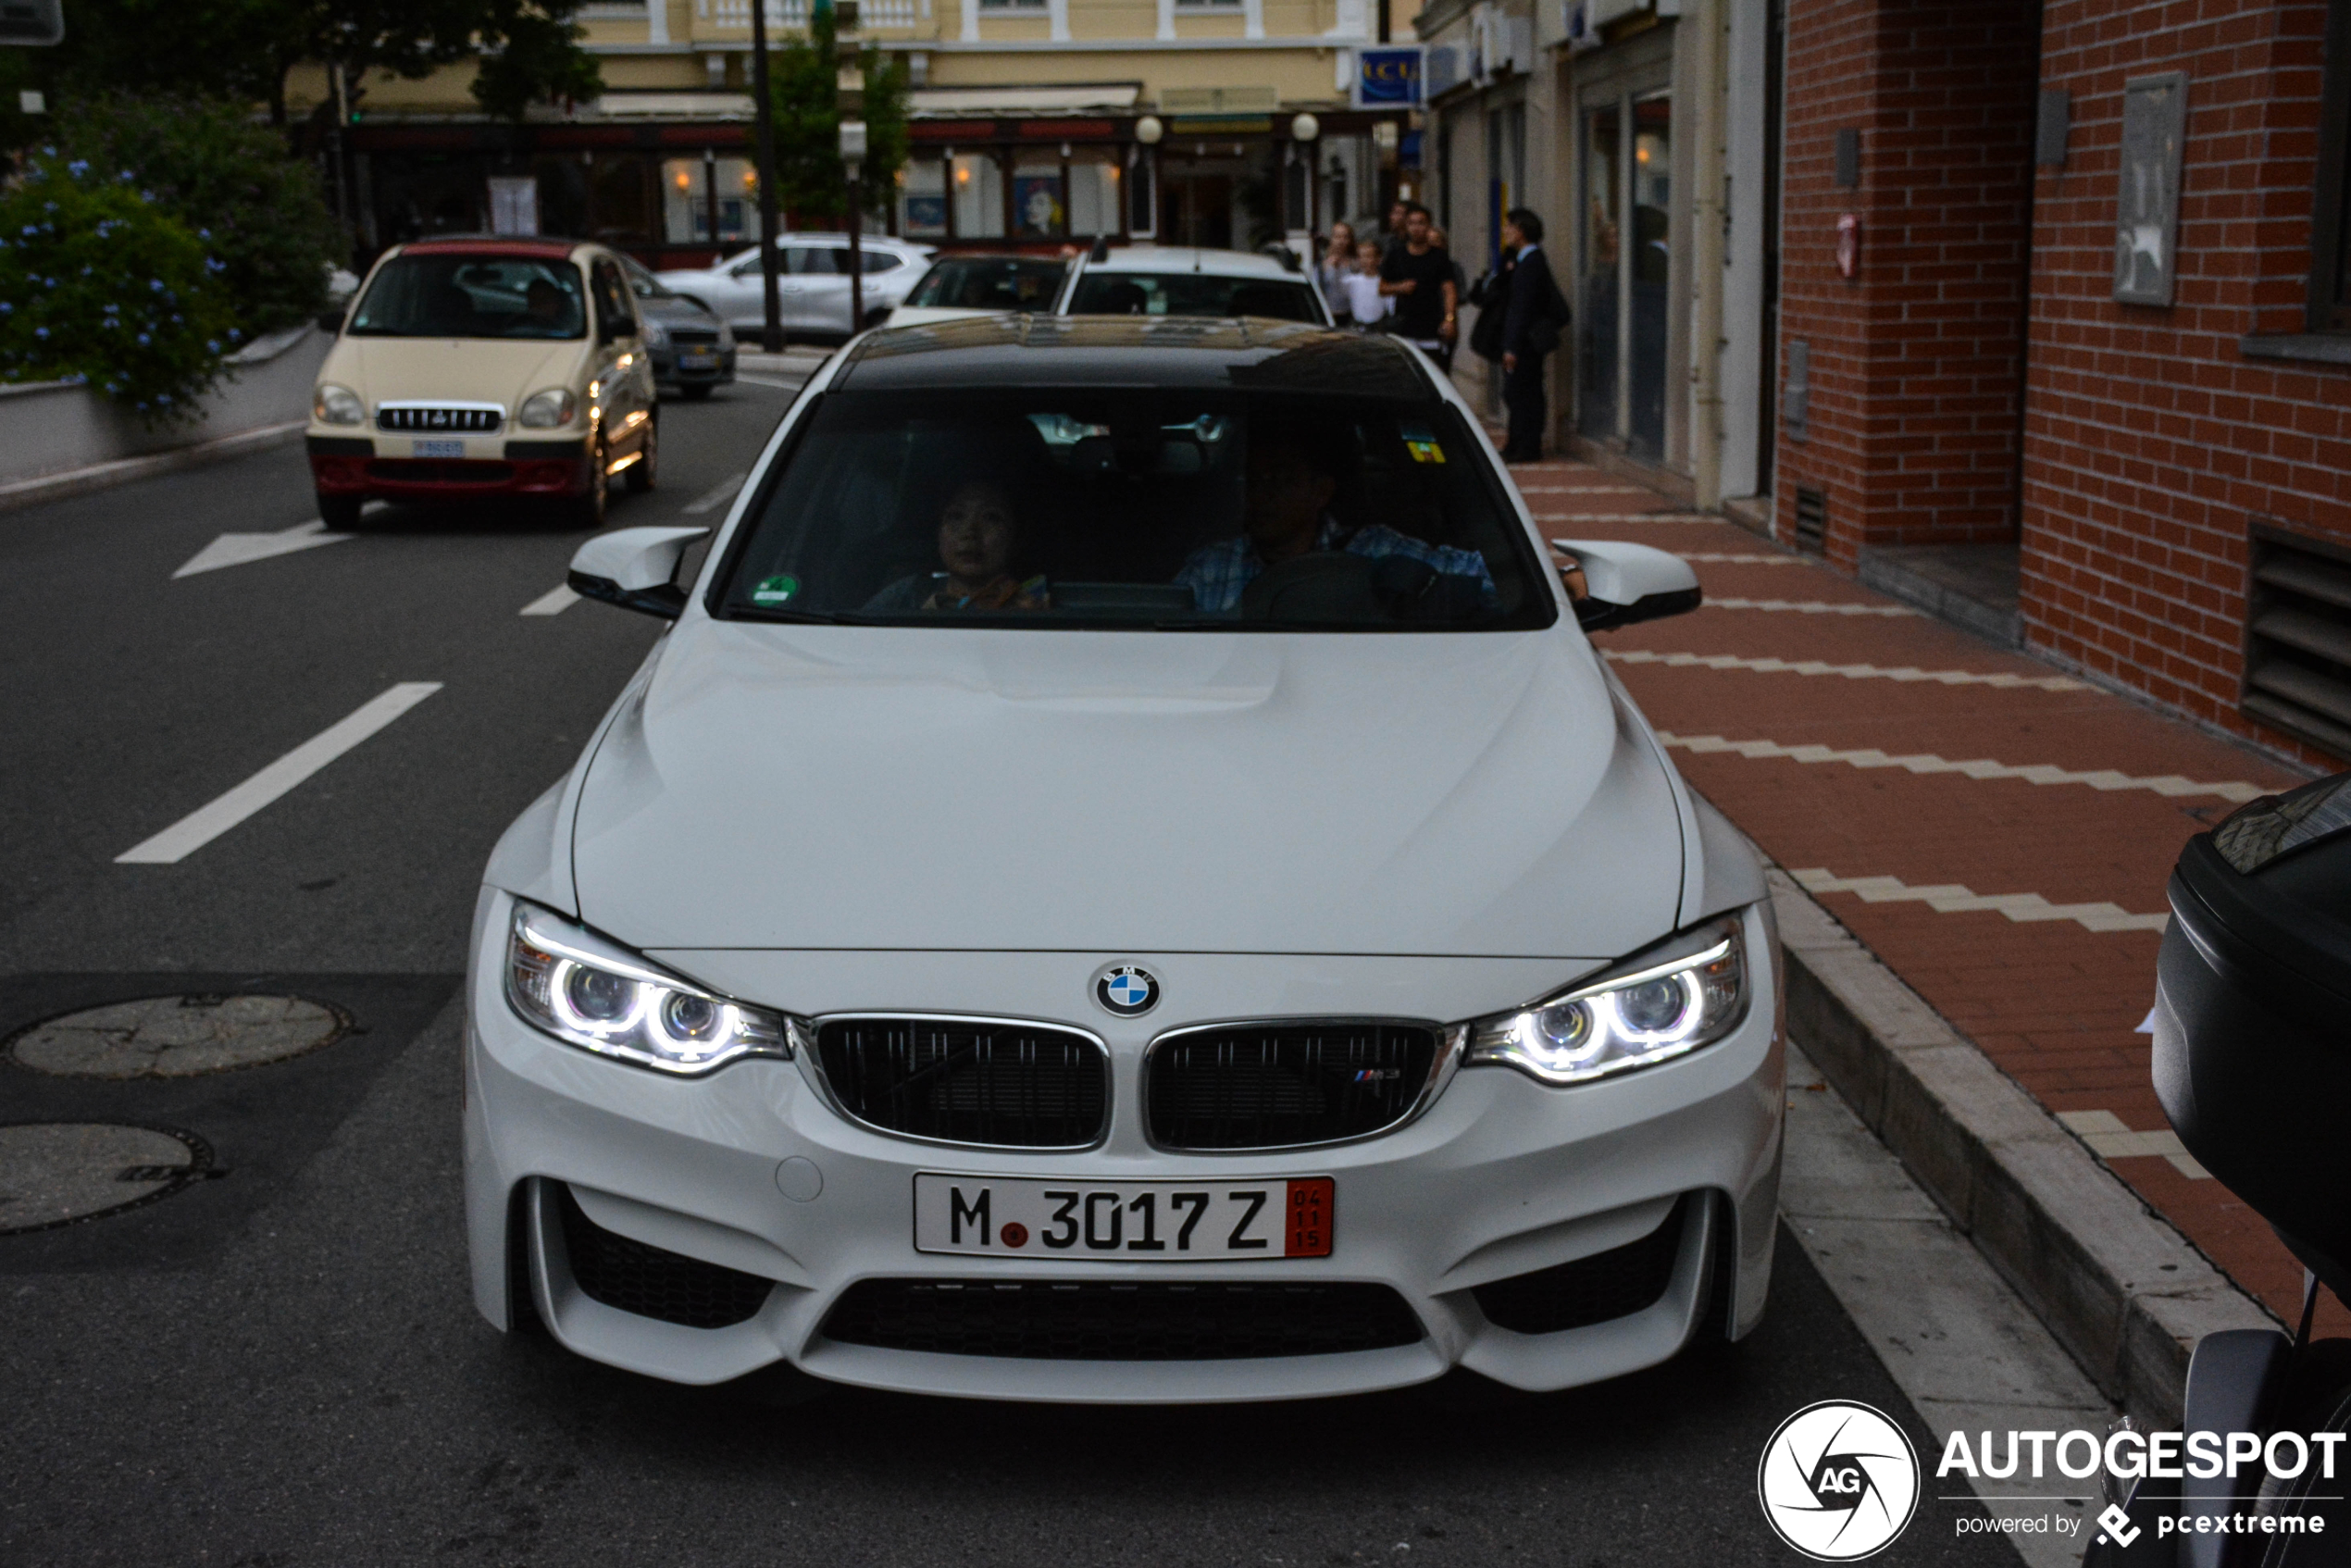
172,519 -> 354,579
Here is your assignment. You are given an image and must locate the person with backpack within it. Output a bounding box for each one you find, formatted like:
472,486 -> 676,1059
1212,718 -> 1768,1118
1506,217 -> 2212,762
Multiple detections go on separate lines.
1497,207 -> 1568,463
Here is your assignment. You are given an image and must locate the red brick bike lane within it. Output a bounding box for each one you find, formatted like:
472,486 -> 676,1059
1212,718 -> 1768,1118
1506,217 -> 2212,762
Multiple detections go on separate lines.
1524,454 -> 2339,1333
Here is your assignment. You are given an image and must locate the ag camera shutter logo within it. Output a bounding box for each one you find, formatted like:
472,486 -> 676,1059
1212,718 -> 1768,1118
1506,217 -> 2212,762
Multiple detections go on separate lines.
1758,1400 -> 1922,1561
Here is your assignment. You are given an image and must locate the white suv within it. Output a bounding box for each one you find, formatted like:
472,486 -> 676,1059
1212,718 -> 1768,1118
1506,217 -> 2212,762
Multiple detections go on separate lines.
655,234 -> 934,340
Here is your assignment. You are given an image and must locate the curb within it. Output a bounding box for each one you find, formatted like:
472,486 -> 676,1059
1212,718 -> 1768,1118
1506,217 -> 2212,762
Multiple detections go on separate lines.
1765,865 -> 2274,1426
0,420 -> 305,515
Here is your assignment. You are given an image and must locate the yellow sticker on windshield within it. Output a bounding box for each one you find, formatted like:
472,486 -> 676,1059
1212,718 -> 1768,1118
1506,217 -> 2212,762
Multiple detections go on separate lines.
1401,422 -> 1446,464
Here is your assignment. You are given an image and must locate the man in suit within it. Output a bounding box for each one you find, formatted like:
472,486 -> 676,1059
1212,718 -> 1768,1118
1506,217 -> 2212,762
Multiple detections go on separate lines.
1499,207 -> 1565,464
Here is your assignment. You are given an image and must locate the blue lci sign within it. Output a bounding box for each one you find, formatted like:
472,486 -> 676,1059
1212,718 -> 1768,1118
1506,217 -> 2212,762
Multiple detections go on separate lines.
1357,46 -> 1423,108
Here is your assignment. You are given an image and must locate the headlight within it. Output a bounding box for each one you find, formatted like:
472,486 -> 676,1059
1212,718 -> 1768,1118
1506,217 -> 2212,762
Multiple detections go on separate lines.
715,321 -> 736,349
641,319 -> 669,349
315,383 -> 364,426
518,388 -> 577,429
1463,914 -> 1748,1086
505,902 -> 794,1075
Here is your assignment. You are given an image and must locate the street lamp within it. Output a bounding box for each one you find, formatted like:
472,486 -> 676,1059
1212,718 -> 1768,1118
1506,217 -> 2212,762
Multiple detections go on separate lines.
840,118 -> 869,332
1135,115 -> 1164,145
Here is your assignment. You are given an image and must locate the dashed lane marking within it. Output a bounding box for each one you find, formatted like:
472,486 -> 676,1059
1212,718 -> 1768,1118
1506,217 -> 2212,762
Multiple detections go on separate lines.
1791,867 -> 2172,934
115,683 -> 443,865
1702,597 -> 1921,616
519,584 -> 579,616
1605,649 -> 2091,690
683,471 -> 749,515
2057,1111 -> 2212,1179
1658,732 -> 2269,801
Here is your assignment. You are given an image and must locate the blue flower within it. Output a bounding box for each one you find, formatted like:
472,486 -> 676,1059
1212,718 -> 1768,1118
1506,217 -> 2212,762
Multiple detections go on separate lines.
137,332 -> 150,345
207,340 -> 220,353
227,329 -> 241,342
156,393 -> 171,404
150,279 -> 164,292
103,303 -> 118,314
33,327 -> 47,339
0,302 -> 10,315
66,159 -> 88,178
118,170 -> 133,182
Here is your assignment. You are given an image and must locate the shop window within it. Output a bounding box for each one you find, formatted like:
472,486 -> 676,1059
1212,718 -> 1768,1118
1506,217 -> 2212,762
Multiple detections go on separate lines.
1068,151 -> 1121,236
902,156 -> 948,237
1014,151 -> 1065,237
953,151 -> 1006,237
590,156 -> 658,247
662,156 -> 757,246
2311,0 -> 2351,330
978,0 -> 1044,9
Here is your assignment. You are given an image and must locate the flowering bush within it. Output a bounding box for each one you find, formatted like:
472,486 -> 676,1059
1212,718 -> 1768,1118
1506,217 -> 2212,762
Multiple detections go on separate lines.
0,149 -> 239,423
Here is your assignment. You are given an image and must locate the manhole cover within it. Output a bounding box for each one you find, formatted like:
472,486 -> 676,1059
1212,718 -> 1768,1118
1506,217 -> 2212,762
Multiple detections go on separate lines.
0,1122 -> 217,1234
6,994 -> 349,1079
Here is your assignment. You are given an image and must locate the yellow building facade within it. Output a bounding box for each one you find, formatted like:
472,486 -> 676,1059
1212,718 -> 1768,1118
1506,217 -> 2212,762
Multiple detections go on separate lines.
300,0 -> 1424,264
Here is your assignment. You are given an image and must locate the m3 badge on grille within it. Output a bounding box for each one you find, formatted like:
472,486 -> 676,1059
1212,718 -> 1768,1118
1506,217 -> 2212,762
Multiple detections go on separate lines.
1092,963 -> 1159,1017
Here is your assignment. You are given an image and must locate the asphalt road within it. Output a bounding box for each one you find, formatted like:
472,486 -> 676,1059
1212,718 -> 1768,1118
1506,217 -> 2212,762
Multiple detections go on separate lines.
0,378 -> 2030,1568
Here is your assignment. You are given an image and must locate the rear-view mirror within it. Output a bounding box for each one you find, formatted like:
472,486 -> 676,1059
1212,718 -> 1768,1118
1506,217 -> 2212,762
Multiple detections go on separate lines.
568,526 -> 712,619
1551,538 -> 1703,632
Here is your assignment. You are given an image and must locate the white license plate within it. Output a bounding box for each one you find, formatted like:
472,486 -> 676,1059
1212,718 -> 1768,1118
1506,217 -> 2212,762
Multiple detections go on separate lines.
413,439 -> 465,458
914,1174 -> 1333,1261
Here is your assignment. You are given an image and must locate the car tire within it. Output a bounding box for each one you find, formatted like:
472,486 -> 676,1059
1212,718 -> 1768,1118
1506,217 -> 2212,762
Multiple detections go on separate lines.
624,413 -> 657,494
573,435 -> 609,529
317,492 -> 365,531
678,382 -> 714,402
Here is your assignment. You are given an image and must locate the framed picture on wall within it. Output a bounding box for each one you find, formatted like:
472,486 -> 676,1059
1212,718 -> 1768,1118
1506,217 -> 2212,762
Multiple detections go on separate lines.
2113,72 -> 2188,306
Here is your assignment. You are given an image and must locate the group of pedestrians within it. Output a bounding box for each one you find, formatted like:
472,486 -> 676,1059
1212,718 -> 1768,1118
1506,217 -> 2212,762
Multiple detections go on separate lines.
1310,202 -> 1569,464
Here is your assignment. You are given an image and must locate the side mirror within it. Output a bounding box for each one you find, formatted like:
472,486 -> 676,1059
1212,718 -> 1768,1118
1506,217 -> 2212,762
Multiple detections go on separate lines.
317,308 -> 345,334
1551,538 -> 1703,632
568,526 -> 711,619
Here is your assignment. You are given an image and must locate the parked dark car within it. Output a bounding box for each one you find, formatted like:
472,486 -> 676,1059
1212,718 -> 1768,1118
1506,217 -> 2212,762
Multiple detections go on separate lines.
622,256 -> 737,400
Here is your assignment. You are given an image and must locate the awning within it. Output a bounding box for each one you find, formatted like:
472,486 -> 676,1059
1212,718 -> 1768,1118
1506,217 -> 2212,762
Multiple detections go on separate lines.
910,84 -> 1141,116
588,93 -> 756,120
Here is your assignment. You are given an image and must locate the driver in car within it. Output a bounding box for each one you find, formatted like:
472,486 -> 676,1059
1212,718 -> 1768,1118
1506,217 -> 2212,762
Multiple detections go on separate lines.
864,478 -> 1051,613
1174,429 -> 1496,613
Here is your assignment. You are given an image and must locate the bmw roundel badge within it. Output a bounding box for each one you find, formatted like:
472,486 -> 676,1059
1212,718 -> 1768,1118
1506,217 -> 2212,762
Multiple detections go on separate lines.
1092,963 -> 1160,1017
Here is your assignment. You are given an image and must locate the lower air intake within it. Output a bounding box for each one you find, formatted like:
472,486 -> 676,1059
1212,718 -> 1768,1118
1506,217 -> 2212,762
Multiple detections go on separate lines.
821,1278 -> 1426,1360
1472,1195 -> 1691,1335
557,1184 -> 773,1330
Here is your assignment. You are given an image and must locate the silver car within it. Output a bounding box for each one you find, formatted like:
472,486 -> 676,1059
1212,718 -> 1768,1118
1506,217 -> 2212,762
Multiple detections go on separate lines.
654,234 -> 934,342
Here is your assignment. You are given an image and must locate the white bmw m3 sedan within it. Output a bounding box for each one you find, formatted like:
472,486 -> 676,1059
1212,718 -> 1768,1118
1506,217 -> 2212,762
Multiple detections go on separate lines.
465,315 -> 1785,1403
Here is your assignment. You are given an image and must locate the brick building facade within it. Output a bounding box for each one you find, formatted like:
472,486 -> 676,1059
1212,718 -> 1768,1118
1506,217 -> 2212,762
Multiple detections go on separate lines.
1769,0 -> 2351,766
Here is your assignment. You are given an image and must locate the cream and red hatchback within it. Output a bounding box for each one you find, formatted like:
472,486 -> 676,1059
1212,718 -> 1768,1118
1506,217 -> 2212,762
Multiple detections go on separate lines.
307,238 -> 658,529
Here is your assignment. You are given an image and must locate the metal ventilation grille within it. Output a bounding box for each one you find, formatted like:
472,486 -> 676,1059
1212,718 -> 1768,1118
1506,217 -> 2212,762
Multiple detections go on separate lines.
1792,486 -> 1828,554
815,1017 -> 1108,1149
2245,528 -> 2351,760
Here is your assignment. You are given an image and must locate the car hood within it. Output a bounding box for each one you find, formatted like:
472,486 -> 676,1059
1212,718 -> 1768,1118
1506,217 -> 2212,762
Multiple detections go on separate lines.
567,624 -> 1685,958
639,296 -> 723,329
324,336 -> 587,410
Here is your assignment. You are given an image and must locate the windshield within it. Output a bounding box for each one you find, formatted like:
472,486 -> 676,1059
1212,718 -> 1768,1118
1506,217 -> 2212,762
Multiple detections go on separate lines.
349,254 -> 587,340
1068,272 -> 1324,324
907,256 -> 1068,310
713,390 -> 1553,631
622,257 -> 676,299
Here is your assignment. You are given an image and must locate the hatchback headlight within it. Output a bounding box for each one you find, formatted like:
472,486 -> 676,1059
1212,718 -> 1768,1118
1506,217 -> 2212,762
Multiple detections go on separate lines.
1464,915 -> 1748,1086
715,321 -> 736,349
315,383 -> 364,426
505,902 -> 793,1075
641,319 -> 669,349
518,388 -> 577,429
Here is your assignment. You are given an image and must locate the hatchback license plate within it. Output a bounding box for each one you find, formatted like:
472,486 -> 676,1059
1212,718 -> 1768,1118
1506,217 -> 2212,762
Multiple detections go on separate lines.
413,439 -> 465,458
678,350 -> 717,368
914,1174 -> 1333,1260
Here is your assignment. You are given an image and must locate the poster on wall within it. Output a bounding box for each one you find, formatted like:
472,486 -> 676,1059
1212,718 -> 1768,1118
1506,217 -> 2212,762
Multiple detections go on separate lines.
2113,71 -> 2187,306
487,177 -> 540,237
1014,176 -> 1064,237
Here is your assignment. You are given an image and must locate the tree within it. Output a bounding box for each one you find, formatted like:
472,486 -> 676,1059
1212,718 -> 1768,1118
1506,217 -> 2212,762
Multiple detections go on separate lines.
30,0 -> 601,127
766,7 -> 911,225
52,93 -> 346,336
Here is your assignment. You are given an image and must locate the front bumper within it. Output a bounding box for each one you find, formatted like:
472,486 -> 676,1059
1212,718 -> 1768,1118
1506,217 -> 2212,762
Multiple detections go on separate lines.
648,344 -> 736,386
463,890 -> 1785,1402
307,432 -> 593,501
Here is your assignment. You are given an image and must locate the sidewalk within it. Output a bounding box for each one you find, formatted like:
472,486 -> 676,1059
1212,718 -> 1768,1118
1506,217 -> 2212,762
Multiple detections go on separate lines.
1516,451 -> 2339,1338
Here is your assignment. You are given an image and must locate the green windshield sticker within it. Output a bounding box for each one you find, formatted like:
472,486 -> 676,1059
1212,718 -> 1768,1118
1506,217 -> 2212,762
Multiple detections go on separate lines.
1400,422 -> 1446,464
752,574 -> 801,605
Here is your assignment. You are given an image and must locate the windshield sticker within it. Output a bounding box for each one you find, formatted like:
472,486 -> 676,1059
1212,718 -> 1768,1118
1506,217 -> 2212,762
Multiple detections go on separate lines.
1401,422 -> 1447,464
1026,413 -> 1113,447
752,574 -> 801,605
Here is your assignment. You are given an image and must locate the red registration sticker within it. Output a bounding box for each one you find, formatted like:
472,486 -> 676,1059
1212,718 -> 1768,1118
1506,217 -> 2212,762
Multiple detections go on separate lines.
1285,1176 -> 1335,1257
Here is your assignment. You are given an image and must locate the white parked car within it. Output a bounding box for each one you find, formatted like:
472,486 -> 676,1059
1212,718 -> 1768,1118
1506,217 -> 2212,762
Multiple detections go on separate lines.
883,252 -> 1069,329
654,233 -> 933,341
466,317 -> 1782,1403
1056,243 -> 1332,325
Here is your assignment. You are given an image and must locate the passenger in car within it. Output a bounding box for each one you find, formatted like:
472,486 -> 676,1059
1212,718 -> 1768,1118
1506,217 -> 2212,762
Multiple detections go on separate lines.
863,479 -> 1051,613
1174,429 -> 1496,612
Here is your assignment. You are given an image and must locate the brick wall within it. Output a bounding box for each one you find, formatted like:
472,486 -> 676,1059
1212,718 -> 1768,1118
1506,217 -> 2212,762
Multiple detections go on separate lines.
1773,0 -> 2042,562
2020,0 -> 2351,760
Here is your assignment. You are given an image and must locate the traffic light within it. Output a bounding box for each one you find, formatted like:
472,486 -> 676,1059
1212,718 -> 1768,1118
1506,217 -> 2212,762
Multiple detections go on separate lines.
0,0 -> 66,45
